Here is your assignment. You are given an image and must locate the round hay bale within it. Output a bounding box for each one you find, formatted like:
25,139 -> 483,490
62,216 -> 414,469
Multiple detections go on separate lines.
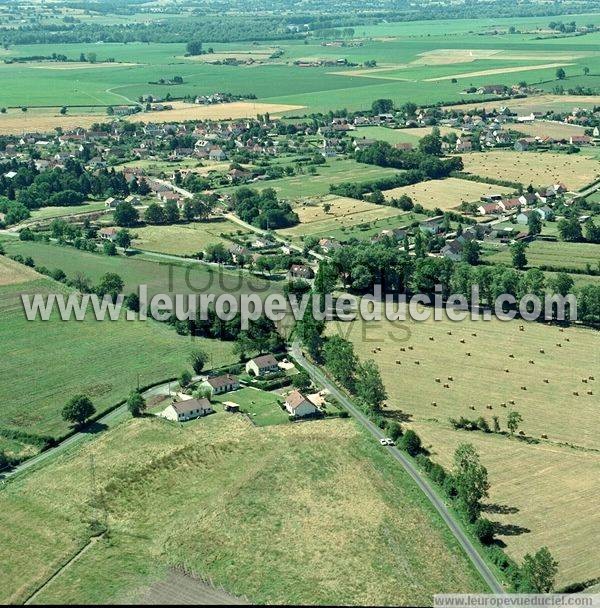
460,338 -> 466,344
396,360 -> 401,364
521,386 -> 527,390
447,331 -> 452,335
431,401 -> 437,407
469,405 -> 475,410
587,390 -> 593,395
509,354 -> 515,358
541,433 -> 548,439
429,336 -> 434,341
414,360 -> 420,365
466,352 -> 471,356
435,378 -> 441,382
443,383 -> 450,388
573,391 -> 579,396
539,348 -> 545,354
509,399 -> 515,405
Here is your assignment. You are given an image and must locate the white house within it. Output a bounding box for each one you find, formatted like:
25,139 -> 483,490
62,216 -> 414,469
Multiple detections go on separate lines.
246,354 -> 279,377
161,398 -> 214,422
284,390 -> 318,418
202,374 -> 240,396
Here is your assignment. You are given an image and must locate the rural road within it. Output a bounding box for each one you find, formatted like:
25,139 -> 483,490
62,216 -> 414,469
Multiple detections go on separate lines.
289,342 -> 505,595
0,376 -> 198,481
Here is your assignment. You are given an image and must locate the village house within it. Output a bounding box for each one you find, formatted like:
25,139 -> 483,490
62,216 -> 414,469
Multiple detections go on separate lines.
284,390 -> 319,418
477,202 -> 501,216
98,227 -> 118,241
161,398 -> 214,422
318,238 -> 342,253
288,264 -> 315,281
246,354 -> 279,377
202,374 -> 240,396
498,198 -> 521,213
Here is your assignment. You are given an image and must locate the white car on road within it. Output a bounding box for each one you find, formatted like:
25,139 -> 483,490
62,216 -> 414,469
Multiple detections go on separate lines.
379,438 -> 395,446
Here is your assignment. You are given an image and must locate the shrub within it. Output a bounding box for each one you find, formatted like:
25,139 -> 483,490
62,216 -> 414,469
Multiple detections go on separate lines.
474,518 -> 495,545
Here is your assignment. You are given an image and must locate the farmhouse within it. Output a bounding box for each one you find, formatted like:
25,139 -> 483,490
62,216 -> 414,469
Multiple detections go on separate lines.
284,390 -> 319,418
98,227 -> 118,241
246,354 -> 279,376
288,264 -> 315,280
202,374 -> 240,395
104,197 -> 124,208
161,398 -> 214,422
477,202 -> 501,216
498,198 -> 521,212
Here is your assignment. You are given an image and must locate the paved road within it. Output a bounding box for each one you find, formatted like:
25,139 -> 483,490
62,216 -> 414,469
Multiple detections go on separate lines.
0,376 -> 198,481
290,342 -> 505,595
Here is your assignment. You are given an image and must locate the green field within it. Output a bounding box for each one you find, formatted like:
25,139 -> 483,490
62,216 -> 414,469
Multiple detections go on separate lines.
0,413 -> 487,604
214,386 -> 289,425
246,158 -> 401,199
485,240 -> 600,271
7,14 -> 600,116
27,202 -> 108,222
0,276 -> 235,451
131,218 -> 253,256
0,237 -> 279,299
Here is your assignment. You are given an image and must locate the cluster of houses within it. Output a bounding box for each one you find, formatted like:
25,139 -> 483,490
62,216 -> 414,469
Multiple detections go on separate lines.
160,354 -> 322,423
476,184 -> 567,217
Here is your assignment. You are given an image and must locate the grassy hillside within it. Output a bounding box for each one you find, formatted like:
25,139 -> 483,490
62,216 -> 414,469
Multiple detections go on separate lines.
0,414 -> 487,604
0,275 -> 235,451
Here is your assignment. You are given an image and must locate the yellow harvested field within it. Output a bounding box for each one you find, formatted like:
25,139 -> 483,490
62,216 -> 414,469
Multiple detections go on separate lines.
412,420 -> 600,587
510,120 -> 588,140
127,101 -> 304,123
383,177 -> 515,210
26,62 -> 139,70
279,195 -> 407,239
414,49 -> 502,65
334,312 -> 600,585
461,151 -> 600,190
0,255 -> 41,286
444,94 -> 600,114
0,108 -> 106,135
424,62 -> 573,82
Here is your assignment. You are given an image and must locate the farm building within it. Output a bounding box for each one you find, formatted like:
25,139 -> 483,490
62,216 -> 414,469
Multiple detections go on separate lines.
98,227 -> 118,241
202,374 -> 240,396
284,390 -> 319,418
246,354 -> 279,377
161,398 -> 214,422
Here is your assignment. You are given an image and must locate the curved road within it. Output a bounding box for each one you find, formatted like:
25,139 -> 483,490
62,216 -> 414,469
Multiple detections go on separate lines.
290,342 -> 505,595
1,376 -> 198,481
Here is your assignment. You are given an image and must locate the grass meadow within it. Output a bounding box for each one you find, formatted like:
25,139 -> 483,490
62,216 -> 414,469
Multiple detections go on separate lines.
0,275 -> 235,451
332,311 -> 600,585
0,414 -> 487,605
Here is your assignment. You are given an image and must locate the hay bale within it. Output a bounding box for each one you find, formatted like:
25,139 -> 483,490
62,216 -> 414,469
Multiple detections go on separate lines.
435,378 -> 441,383
460,339 -> 466,344
539,348 -> 545,354
519,430 -> 525,436
505,368 -> 510,373
429,336 -> 435,341
590,376 -> 595,381
414,360 -> 420,365
443,383 -> 450,388
509,399 -> 515,405
587,390 -> 593,395
544,379 -> 549,383
556,343 -> 562,347
372,349 -> 377,354
408,345 -> 414,351
500,402 -> 506,407
521,386 -> 527,390
486,405 -> 493,410
519,325 -> 524,331
541,433 -> 548,439
472,332 -> 477,337
582,378 -> 588,383
400,347 -> 405,352
431,401 -> 437,407
448,376 -> 453,381
466,352 -> 471,356
559,328 -> 564,332
395,360 -> 401,364
447,331 -> 452,335
565,337 -> 570,342
529,359 -> 535,364
573,391 -> 579,396
509,354 -> 515,358
469,405 -> 475,410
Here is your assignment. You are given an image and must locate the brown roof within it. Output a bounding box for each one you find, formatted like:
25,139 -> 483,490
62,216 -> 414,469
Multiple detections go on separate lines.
171,398 -> 213,415
251,354 -> 278,369
206,374 -> 239,389
285,390 -> 311,411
